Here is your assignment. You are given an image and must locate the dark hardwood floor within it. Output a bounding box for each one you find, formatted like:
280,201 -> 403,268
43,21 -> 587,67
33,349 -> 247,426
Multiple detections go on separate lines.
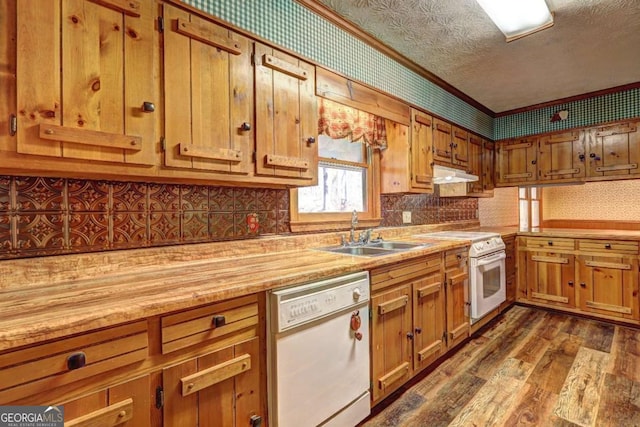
362,305 -> 640,426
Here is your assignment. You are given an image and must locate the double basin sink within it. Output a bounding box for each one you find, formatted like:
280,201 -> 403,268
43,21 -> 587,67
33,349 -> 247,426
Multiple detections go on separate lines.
318,241 -> 434,257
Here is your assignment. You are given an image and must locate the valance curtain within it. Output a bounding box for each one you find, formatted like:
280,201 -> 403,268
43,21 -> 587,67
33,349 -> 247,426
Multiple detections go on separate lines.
317,98 -> 388,150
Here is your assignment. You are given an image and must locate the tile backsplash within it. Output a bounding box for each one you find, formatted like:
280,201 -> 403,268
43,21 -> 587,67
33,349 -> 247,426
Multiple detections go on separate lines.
0,175 -> 478,260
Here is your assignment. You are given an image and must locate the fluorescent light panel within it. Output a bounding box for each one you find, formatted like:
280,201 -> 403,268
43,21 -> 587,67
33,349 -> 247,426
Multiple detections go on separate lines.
476,0 -> 554,42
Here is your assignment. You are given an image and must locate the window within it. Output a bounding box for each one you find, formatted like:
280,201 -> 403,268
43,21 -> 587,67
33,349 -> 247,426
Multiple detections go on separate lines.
519,187 -> 541,230
290,100 -> 383,232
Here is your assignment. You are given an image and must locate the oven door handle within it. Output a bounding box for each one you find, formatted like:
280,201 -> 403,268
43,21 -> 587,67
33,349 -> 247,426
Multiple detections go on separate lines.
476,252 -> 506,266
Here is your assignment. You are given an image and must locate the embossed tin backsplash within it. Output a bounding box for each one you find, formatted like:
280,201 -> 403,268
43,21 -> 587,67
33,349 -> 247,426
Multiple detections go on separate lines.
0,175 -> 477,260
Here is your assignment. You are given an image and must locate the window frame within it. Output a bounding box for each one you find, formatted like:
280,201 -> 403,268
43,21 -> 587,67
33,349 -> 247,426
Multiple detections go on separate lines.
289,138 -> 381,233
519,186 -> 542,230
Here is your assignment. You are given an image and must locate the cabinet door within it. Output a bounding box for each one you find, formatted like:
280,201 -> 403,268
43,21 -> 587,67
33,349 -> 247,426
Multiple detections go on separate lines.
16,0 -> 155,165
410,110 -> 434,192
432,118 -> 452,164
451,125 -> 468,169
526,252 -> 575,308
577,255 -> 639,320
163,5 -> 251,175
445,249 -> 469,349
467,135 -> 484,194
496,138 -> 538,185
62,376 -> 151,427
538,131 -> 585,181
413,265 -> 445,372
254,43 -> 317,182
163,337 -> 261,427
371,283 -> 412,403
586,121 -> 640,178
483,140 -> 495,191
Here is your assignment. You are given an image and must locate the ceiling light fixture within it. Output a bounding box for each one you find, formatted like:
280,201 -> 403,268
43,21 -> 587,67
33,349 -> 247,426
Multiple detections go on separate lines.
476,0 -> 554,42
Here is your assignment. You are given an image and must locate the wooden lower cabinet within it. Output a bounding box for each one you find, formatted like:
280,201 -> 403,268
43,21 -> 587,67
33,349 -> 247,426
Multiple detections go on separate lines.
577,255 -> 639,321
162,337 -> 261,427
444,248 -> 470,349
62,376 -> 151,427
525,251 -> 576,308
370,252 -> 463,404
518,236 -> 640,324
370,282 -> 413,403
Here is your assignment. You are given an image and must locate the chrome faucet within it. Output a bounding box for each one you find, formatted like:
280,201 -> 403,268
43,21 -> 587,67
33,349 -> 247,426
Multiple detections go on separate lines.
350,210 -> 358,244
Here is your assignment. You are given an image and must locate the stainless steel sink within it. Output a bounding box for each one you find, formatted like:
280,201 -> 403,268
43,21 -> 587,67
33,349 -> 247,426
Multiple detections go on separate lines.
320,246 -> 396,257
366,241 -> 434,250
316,241 -> 433,257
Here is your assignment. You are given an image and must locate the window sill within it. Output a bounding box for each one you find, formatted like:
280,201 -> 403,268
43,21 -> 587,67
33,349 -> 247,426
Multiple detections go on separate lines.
289,218 -> 382,233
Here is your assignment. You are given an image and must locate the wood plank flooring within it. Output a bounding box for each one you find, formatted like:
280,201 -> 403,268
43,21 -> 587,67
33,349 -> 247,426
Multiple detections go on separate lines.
362,306 -> 640,427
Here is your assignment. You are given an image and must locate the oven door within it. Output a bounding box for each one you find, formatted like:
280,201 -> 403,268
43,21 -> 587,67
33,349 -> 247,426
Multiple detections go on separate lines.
470,251 -> 506,322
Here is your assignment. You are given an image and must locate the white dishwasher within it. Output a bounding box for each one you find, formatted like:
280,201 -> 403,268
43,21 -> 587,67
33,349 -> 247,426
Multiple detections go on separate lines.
268,271 -> 371,427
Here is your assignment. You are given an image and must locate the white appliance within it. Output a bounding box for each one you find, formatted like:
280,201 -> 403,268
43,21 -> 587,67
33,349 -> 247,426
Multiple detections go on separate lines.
268,272 -> 371,427
415,231 -> 506,324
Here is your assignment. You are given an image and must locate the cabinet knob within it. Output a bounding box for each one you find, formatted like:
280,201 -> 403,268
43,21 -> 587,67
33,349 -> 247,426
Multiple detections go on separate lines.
547,241 -> 553,246
531,159 -> 537,165
66,351 -> 87,370
212,315 -> 226,328
580,282 -> 586,288
240,122 -> 251,131
306,136 -> 316,144
406,332 -> 414,340
568,281 -> 574,287
415,327 -> 422,334
604,243 -> 612,249
578,154 -> 585,162
141,101 -> 155,113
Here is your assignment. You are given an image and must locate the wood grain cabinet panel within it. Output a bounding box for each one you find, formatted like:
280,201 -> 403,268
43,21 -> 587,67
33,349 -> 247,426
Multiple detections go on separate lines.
16,0 -> 156,165
381,109 -> 434,193
162,4 -> 252,175
586,121 -> 640,179
482,140 -> 496,192
62,376 -> 150,427
467,135 -> 484,195
526,251 -> 576,308
496,137 -> 538,186
451,125 -> 469,170
538,130 -> 586,182
444,248 -> 469,348
162,337 -> 261,427
254,43 -> 318,183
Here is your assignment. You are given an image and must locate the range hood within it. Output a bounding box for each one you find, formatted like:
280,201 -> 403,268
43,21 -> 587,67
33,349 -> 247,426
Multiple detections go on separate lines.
432,165 -> 479,184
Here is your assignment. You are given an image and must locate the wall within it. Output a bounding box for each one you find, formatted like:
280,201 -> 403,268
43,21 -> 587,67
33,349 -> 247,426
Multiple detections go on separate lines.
478,187 -> 519,227
0,175 -> 479,260
186,0 -> 493,138
543,180 -> 640,221
495,87 -> 640,140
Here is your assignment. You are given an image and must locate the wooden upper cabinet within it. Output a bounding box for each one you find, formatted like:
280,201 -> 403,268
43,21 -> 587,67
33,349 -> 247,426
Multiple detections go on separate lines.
467,135 -> 484,194
482,140 -> 495,192
411,111 -> 435,192
538,130 -> 585,182
16,0 -> 156,165
451,125 -> 468,169
432,118 -> 452,164
254,43 -> 317,183
162,4 -> 252,175
495,137 -> 538,185
382,109 -> 433,193
586,121 -> 640,178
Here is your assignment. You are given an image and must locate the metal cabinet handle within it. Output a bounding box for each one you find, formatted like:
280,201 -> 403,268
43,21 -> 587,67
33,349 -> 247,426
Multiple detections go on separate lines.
240,122 -> 251,131
415,327 -> 422,334
604,243 -> 612,249
580,282 -> 586,288
568,281 -> 574,287
306,136 -> 316,144
531,160 -> 537,165
141,101 -> 155,113
406,332 -> 414,340
212,315 -> 226,328
578,154 -> 585,161
67,352 -> 87,370
547,241 -> 553,246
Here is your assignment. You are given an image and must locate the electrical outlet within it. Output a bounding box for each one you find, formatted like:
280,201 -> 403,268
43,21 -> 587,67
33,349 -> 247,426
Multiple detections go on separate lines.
402,211 -> 412,224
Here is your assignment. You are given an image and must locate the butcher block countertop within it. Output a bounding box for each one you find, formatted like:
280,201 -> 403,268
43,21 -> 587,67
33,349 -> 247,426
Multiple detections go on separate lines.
0,222 -> 477,352
515,227 -> 640,240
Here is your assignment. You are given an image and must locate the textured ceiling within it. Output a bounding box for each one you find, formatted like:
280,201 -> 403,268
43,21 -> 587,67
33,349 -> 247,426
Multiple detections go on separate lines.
315,0 -> 640,113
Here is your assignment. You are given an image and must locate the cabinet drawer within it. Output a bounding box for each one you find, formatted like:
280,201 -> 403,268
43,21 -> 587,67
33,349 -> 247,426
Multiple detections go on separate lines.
371,254 -> 441,292
445,248 -> 468,268
161,294 -> 259,354
577,239 -> 639,254
524,237 -> 574,250
0,321 -> 148,403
